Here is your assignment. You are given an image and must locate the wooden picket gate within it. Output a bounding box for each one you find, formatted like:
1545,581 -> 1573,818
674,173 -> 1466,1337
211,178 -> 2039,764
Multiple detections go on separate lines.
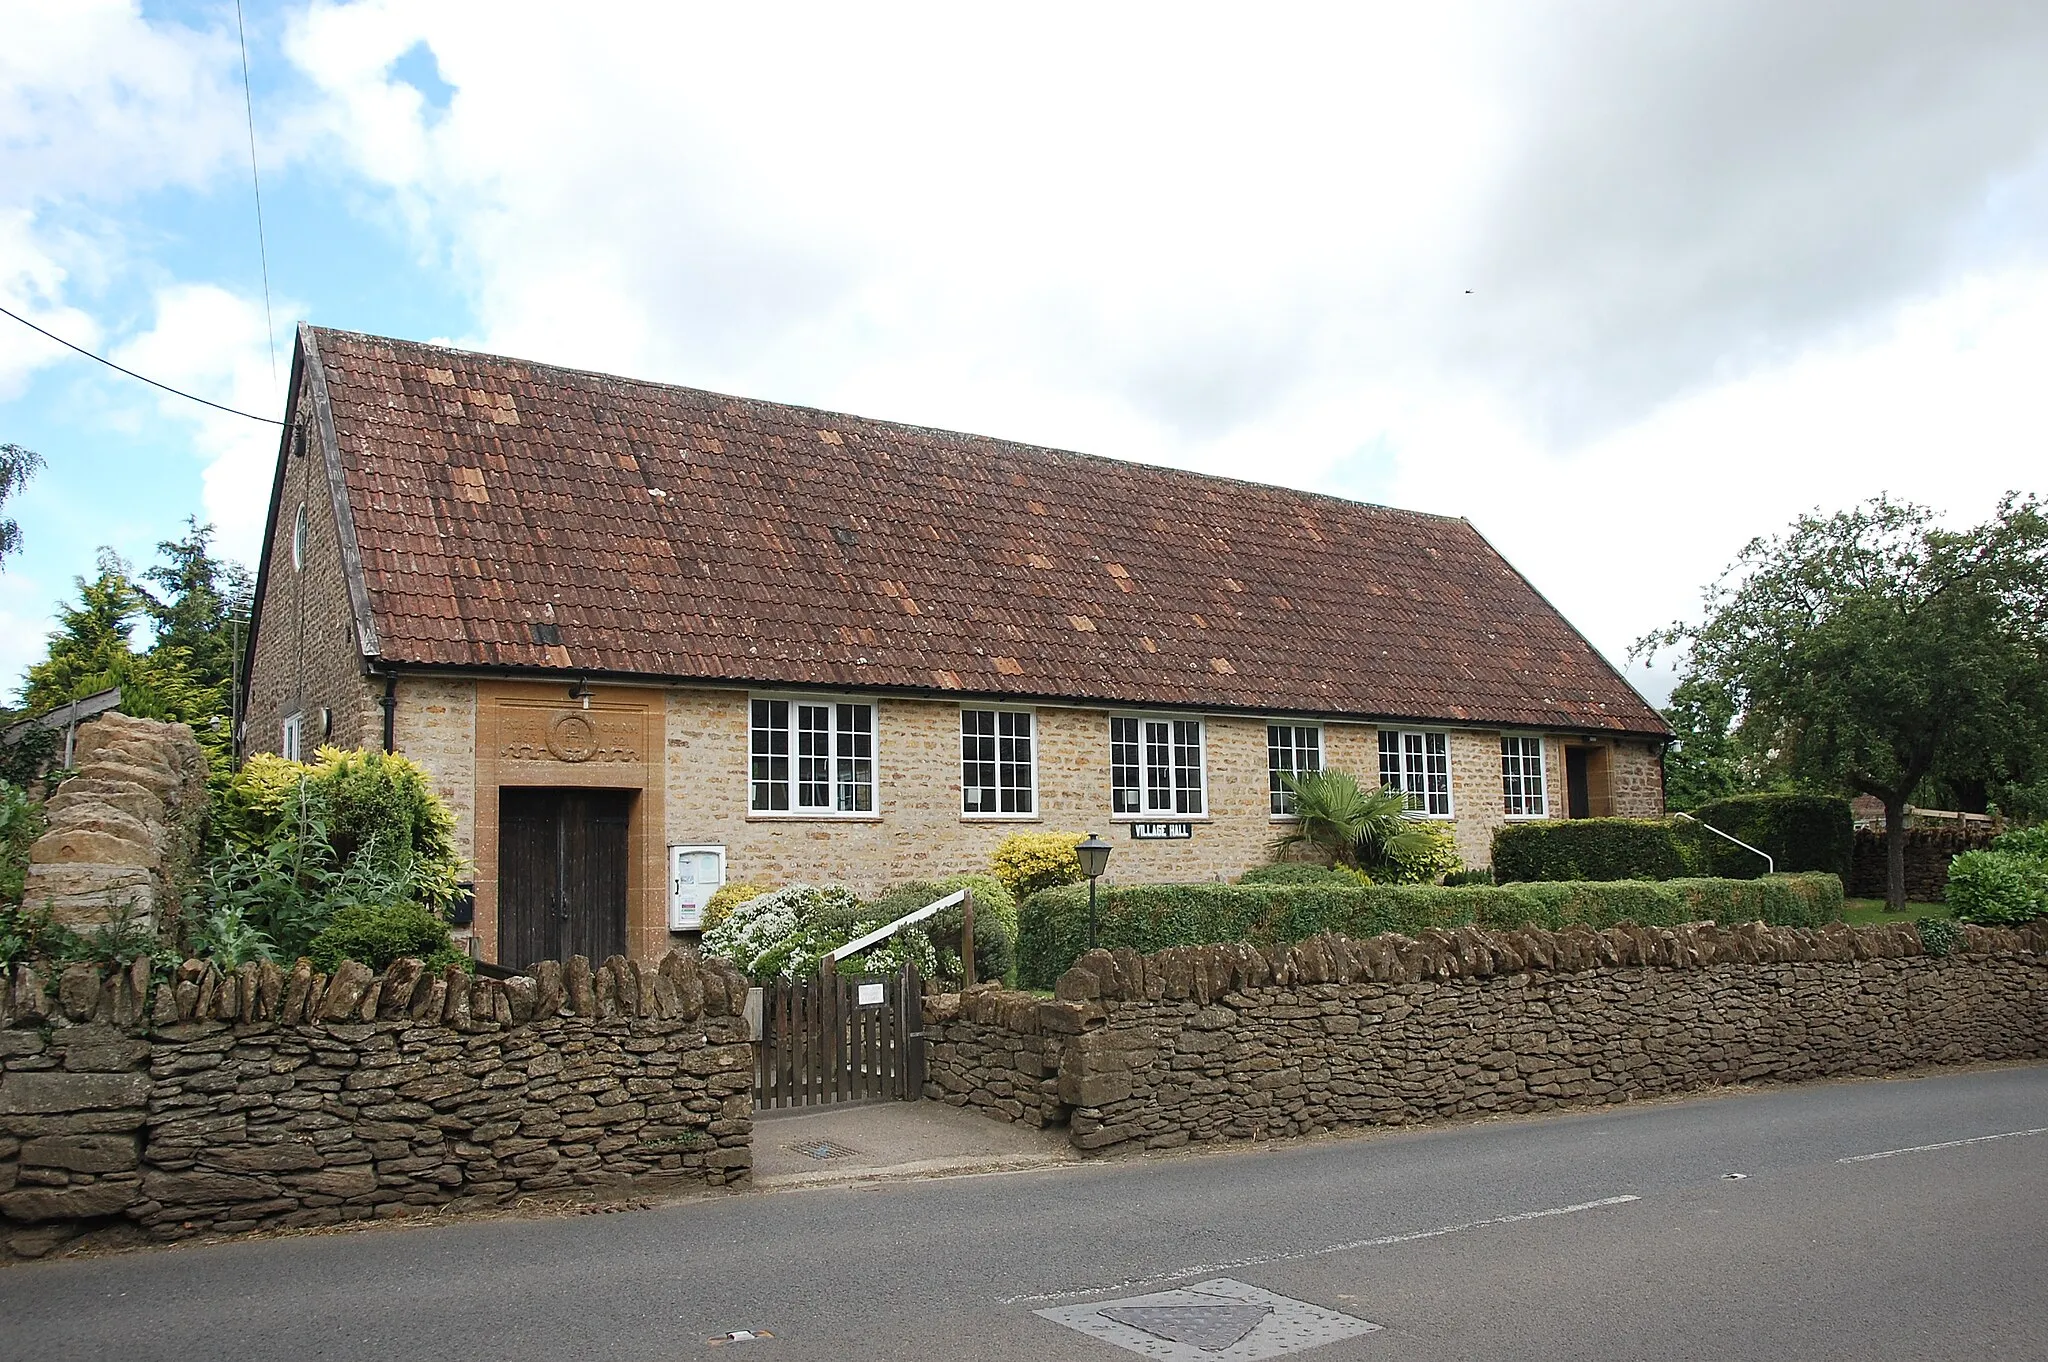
754,964 -> 925,1110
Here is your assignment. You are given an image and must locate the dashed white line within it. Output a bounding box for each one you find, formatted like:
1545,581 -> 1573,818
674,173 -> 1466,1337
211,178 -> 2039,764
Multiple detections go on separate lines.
1000,1195 -> 1641,1304
1838,1126 -> 2048,1163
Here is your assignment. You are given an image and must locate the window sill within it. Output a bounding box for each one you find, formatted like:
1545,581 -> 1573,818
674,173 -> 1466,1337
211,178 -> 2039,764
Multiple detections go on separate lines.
960,813 -> 1044,824
746,812 -> 884,823
1110,814 -> 1213,824
1502,812 -> 1552,822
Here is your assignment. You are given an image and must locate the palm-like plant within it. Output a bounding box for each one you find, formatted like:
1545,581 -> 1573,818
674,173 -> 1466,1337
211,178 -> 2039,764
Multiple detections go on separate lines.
1271,768 -> 1437,872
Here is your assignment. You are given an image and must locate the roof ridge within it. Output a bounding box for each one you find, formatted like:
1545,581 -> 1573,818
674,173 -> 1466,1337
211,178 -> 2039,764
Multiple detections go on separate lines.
303,325 -> 1466,527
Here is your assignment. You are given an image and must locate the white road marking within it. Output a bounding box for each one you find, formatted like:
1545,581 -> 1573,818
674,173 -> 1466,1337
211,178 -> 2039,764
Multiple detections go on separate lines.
1838,1126 -> 2048,1163
1000,1195 -> 1640,1304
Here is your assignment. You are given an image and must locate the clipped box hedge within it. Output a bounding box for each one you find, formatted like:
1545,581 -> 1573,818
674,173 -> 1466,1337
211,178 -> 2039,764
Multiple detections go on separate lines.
1690,793 -> 1854,880
1490,818 -> 1692,883
1490,794 -> 1855,884
1017,873 -> 1843,988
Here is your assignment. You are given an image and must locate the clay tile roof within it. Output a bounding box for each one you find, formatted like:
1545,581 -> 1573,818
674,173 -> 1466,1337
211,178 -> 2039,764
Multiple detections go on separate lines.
302,327 -> 1667,736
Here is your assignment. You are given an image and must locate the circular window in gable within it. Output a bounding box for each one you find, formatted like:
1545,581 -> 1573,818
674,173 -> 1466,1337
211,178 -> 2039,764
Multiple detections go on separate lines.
292,503 -> 308,570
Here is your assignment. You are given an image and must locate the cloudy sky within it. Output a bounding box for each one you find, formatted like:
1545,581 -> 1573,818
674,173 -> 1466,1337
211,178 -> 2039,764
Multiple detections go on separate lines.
4,0 -> 2046,707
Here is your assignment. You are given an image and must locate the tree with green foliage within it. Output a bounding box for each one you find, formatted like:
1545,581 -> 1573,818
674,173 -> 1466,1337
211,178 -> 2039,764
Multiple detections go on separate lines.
141,518 -> 252,704
1658,675 -> 1758,811
1639,493 -> 2048,911
0,442 -> 42,568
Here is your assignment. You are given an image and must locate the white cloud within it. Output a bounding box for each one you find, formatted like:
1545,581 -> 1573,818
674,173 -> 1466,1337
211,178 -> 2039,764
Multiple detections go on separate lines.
111,284 -> 291,567
280,1 -> 2048,673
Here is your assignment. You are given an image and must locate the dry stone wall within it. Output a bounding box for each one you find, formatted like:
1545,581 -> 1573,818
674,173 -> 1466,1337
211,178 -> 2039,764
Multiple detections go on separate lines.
23,713 -> 208,932
928,920 -> 2048,1154
1849,826 -> 1998,902
0,949 -> 753,1261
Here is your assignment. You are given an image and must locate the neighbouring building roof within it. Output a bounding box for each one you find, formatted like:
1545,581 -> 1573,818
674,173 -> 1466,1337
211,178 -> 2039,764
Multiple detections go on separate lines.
278,325 -> 1668,736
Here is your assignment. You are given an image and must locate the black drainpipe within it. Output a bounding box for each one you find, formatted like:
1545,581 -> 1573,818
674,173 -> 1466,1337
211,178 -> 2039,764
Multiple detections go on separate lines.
380,671 -> 398,753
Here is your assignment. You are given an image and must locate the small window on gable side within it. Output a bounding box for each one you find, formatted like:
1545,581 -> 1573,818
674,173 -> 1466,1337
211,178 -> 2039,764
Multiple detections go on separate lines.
1378,729 -> 1452,817
292,503 -> 308,571
1267,723 -> 1322,816
282,712 -> 302,763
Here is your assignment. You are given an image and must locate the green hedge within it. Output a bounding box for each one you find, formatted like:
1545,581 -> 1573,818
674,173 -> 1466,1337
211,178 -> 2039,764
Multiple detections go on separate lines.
1017,873 -> 1844,987
1690,794 -> 1854,879
1488,795 -> 1855,884
1490,818 -> 1692,883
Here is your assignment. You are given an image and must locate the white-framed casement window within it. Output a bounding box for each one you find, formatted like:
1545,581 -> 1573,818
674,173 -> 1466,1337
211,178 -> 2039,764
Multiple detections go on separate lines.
1267,723 -> 1323,816
749,697 -> 876,815
281,712 -> 303,762
1379,729 -> 1452,817
1110,715 -> 1207,817
1501,735 -> 1548,818
961,707 -> 1036,817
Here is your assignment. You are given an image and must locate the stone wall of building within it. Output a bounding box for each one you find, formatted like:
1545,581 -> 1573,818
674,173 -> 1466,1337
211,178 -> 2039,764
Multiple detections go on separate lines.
1607,739 -> 1665,818
0,950 -> 754,1261
244,399 -> 381,760
1849,826 -> 1999,902
22,714 -> 208,933
926,920 -> 2048,1153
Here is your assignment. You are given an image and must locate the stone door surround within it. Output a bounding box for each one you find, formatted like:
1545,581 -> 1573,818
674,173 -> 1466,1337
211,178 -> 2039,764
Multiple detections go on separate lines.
472,681 -> 667,963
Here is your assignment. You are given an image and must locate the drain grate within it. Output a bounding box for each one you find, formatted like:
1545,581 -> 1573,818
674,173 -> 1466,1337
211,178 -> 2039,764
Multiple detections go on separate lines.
1036,1278 -> 1380,1360
784,1139 -> 860,1161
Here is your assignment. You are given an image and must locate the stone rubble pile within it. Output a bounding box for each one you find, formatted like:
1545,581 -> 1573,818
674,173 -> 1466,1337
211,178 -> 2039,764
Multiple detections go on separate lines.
0,949 -> 755,1262
22,713 -> 208,932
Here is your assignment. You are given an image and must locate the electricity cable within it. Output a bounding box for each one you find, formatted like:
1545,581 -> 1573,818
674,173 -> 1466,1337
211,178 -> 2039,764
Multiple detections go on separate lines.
0,304 -> 283,425
234,0 -> 279,383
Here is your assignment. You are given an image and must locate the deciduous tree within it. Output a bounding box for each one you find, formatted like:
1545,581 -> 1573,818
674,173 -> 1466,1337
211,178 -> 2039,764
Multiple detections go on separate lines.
1639,494 -> 2048,910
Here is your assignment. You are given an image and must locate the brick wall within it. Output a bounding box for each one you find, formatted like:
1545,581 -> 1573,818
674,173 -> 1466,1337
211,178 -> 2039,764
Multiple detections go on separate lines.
244,397 -> 379,759
928,920 -> 2048,1153
0,951 -> 754,1261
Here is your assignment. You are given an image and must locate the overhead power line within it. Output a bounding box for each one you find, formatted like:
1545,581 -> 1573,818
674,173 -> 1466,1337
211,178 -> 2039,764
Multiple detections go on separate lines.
234,0 -> 279,383
0,304 -> 283,426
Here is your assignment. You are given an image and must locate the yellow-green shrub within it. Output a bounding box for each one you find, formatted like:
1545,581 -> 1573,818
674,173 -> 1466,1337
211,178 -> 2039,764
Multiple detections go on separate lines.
989,830 -> 1087,901
703,881 -> 772,932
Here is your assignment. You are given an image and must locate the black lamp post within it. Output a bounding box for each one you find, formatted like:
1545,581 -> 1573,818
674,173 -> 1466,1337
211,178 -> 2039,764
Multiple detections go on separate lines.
1076,833 -> 1112,950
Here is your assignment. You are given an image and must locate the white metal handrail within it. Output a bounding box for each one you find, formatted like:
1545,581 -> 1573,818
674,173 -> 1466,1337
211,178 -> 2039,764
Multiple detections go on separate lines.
823,888 -> 967,963
1673,812 -> 1775,875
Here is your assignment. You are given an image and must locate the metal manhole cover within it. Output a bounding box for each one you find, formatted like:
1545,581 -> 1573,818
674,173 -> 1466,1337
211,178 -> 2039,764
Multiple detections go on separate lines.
1036,1278 -> 1380,1359
784,1139 -> 860,1161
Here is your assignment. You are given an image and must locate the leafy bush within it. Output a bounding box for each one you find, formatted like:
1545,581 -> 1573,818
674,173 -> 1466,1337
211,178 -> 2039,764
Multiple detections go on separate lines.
1917,917 -> 1964,958
701,884 -> 942,982
702,881 -> 772,932
1491,818 -> 1691,883
1689,793 -> 1855,878
989,831 -> 1086,901
1443,867 -> 1496,886
1239,863 -> 1368,886
862,874 -> 1019,987
1377,820 -> 1463,884
1,778 -> 45,907
1946,849 -> 2048,925
210,748 -> 464,910
1017,873 -> 1844,987
307,901 -> 468,974
188,901 -> 276,968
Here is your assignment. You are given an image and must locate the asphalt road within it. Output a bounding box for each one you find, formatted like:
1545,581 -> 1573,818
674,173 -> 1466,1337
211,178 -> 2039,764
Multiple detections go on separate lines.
4,1064 -> 2046,1362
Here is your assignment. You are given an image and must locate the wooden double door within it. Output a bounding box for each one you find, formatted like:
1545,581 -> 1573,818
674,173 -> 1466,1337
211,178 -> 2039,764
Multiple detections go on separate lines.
497,788 -> 633,969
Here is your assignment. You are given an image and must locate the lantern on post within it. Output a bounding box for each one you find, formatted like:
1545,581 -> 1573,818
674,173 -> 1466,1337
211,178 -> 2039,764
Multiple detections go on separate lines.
1075,832 -> 1112,950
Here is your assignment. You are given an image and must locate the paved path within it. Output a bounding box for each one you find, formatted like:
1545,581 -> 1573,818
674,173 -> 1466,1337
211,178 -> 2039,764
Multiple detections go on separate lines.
4,1065 -> 2045,1362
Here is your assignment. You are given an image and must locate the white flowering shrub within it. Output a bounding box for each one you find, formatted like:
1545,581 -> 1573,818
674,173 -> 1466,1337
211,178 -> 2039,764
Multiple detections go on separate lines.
699,883 -> 937,982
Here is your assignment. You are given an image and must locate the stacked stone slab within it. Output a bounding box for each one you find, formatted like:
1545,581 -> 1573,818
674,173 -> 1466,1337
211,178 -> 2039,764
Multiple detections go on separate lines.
0,949 -> 753,1261
926,920 -> 2048,1154
23,713 -> 209,932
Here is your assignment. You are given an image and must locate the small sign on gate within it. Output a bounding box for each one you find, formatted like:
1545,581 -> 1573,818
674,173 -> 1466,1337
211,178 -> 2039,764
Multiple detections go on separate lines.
856,982 -> 886,1007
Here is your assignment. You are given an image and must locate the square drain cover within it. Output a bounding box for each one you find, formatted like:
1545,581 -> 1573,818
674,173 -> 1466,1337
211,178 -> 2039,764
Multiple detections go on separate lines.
1037,1278 -> 1380,1359
784,1139 -> 860,1161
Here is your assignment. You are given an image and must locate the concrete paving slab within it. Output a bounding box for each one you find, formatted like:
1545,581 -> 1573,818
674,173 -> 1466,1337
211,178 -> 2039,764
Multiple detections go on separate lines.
753,1099 -> 1075,1189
